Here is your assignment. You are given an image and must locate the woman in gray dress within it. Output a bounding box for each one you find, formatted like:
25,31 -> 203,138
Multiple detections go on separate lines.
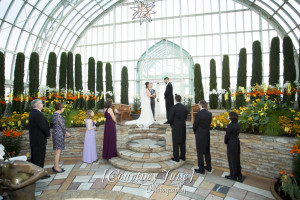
52,102 -> 70,173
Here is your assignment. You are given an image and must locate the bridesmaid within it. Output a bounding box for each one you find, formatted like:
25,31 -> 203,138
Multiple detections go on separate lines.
102,98 -> 117,159
82,110 -> 97,163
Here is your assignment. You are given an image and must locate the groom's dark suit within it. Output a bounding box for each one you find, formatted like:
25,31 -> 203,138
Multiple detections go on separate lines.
169,103 -> 188,161
164,82 -> 174,122
193,108 -> 212,172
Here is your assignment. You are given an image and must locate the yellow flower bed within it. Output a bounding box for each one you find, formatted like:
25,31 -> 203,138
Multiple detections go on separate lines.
0,112 -> 29,130
278,111 -> 300,136
72,111 -> 105,127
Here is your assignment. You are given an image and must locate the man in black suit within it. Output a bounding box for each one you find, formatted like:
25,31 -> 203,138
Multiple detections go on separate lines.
149,83 -> 156,120
193,100 -> 212,174
169,94 -> 188,162
164,77 -> 174,124
29,99 -> 50,179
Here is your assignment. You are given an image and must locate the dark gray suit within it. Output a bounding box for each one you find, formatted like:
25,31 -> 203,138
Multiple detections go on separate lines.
149,88 -> 155,117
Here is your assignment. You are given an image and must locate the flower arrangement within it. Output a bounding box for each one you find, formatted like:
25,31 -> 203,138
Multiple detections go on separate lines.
279,171 -> 300,200
132,96 -> 141,113
0,112 -> 29,131
1,129 -> 25,157
278,110 -> 300,136
72,111 -> 105,127
183,95 -> 193,113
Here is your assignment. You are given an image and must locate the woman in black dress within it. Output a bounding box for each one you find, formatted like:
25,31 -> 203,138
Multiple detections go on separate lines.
52,102 -> 70,173
224,111 -> 242,182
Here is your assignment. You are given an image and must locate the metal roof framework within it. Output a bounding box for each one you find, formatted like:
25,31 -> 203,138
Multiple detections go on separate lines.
0,0 -> 299,83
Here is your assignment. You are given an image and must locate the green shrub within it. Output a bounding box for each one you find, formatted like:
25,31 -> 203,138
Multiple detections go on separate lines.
96,61 -> 104,109
13,53 -> 25,113
47,52 -> 57,88
88,57 -> 95,109
269,37 -> 280,86
121,66 -> 129,105
59,52 -> 67,90
209,59 -> 218,109
236,48 -> 247,108
251,41 -> 262,87
222,55 -> 231,109
67,52 -> 74,91
106,62 -> 114,101
29,52 -> 39,98
194,63 -> 204,104
0,52 -> 5,115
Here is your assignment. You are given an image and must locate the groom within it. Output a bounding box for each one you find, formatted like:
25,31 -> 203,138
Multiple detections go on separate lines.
164,77 -> 174,124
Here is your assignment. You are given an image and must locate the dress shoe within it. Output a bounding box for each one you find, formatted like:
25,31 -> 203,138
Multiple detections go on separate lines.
164,121 -> 170,124
171,158 -> 179,162
237,176 -> 243,182
194,169 -> 205,174
179,157 -> 185,161
52,166 -> 65,173
204,166 -> 212,172
41,175 -> 51,179
225,175 -> 235,180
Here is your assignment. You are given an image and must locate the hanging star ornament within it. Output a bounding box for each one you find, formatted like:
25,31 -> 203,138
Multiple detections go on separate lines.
131,0 -> 155,25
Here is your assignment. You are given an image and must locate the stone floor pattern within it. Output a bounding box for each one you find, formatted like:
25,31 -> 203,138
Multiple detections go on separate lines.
35,159 -> 276,200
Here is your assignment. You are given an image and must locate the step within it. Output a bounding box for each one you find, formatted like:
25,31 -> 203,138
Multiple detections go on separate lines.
117,149 -> 173,162
128,133 -> 166,141
127,138 -> 165,153
128,127 -> 167,134
108,157 -> 185,173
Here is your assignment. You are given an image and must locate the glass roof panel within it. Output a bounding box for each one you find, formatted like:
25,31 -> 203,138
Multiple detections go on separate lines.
0,1 -> 11,19
7,27 -> 21,51
62,9 -> 78,26
32,14 -> 48,35
15,4 -> 33,28
36,0 -> 49,11
5,1 -> 24,24
283,4 -> 300,24
0,22 -> 11,49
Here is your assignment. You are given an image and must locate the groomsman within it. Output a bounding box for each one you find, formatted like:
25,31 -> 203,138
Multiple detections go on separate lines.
149,83 -> 156,119
193,100 -> 212,174
169,94 -> 188,162
164,77 -> 174,124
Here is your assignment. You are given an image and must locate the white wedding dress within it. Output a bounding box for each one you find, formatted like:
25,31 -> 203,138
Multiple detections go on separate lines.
125,89 -> 154,128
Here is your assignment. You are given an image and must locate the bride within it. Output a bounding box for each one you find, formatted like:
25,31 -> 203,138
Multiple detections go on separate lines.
125,82 -> 155,128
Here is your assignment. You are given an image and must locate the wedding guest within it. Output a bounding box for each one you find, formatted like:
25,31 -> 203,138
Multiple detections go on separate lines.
224,111 -> 242,182
103,98 -> 117,159
193,100 -> 212,174
52,102 -> 70,173
29,99 -> 50,179
169,94 -> 188,162
82,110 -> 97,163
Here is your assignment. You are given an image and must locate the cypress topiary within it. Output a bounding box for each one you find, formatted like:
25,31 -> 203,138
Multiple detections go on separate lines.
121,66 -> 129,105
269,37 -> 280,86
283,36 -> 296,105
251,40 -> 262,87
222,55 -> 231,109
106,62 -> 114,101
96,61 -> 104,109
29,52 -> 39,98
236,48 -> 247,108
194,63 -> 204,104
88,57 -> 95,109
209,59 -> 218,109
59,52 -> 67,90
67,52 -> 74,91
13,53 -> 25,113
75,54 -> 83,91
0,52 -> 5,115
47,52 -> 57,88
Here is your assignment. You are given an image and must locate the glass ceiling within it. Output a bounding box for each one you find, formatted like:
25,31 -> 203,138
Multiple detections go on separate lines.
0,0 -> 299,84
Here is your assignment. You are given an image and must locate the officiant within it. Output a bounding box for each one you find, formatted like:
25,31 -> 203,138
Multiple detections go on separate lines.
164,77 -> 174,124
149,83 -> 156,120
169,94 -> 188,162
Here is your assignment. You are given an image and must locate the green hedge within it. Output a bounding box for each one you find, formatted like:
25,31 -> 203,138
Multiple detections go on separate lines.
283,36 -> 296,105
59,52 -> 67,90
106,62 -> 114,100
269,37 -> 280,86
88,57 -> 95,109
0,52 -> 5,115
13,53 -> 25,113
251,40 -> 262,87
96,61 -> 104,109
75,54 -> 83,91
236,48 -> 247,108
121,66 -> 129,105
29,52 -> 39,98
209,59 -> 218,109
47,52 -> 57,88
67,52 -> 74,91
194,63 -> 204,104
222,55 -> 231,109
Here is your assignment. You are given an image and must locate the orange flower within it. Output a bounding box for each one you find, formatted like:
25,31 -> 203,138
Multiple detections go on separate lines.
0,101 -> 5,105
280,171 -> 284,175
290,173 -> 294,178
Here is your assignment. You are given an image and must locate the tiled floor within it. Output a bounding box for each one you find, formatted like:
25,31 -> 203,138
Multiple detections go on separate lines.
32,159 -> 275,200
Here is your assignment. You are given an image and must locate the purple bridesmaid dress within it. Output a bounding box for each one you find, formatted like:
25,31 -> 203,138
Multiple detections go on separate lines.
82,120 -> 97,163
102,109 -> 117,159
